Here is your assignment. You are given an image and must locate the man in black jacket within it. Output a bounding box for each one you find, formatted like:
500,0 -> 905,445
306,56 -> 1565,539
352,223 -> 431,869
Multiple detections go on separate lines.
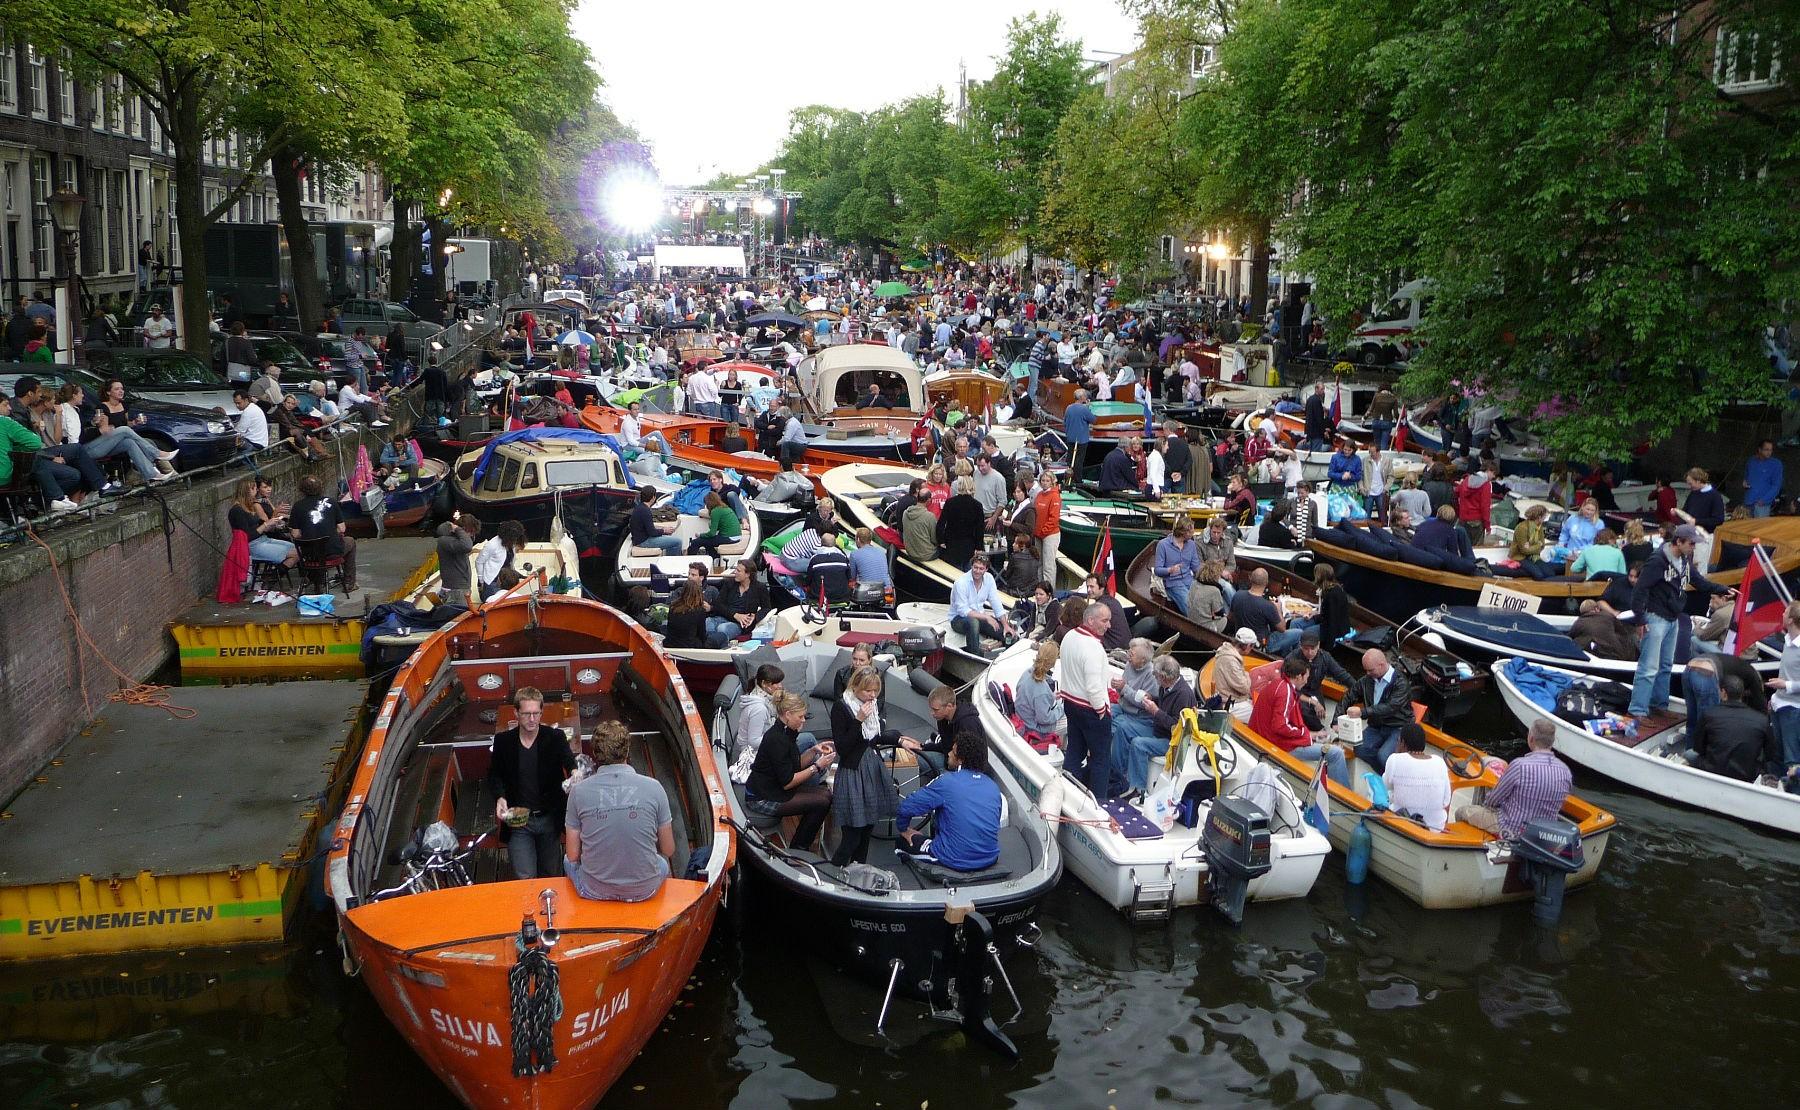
1628,524 -> 1732,719
1340,648 -> 1414,770
1288,630 -> 1355,730
901,684 -> 981,782
1302,382 -> 1332,450
1690,675 -> 1780,782
487,686 -> 579,879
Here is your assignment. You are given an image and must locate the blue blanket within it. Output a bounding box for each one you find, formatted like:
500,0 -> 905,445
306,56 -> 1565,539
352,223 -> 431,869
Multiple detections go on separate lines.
1441,606 -> 1589,661
1503,658 -> 1576,712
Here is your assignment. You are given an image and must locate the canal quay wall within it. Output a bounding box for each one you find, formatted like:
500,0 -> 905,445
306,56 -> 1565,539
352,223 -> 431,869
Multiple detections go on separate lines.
0,341 -> 488,800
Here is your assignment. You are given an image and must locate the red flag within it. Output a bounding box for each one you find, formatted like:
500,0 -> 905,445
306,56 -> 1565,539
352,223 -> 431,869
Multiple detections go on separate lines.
909,413 -> 932,459
1330,379 -> 1342,425
1092,518 -> 1116,594
1392,407 -> 1409,453
1725,543 -> 1786,654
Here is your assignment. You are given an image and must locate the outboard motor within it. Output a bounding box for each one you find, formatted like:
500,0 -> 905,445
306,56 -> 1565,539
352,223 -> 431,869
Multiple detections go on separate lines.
1511,816 -> 1585,925
895,625 -> 942,663
850,581 -> 894,613
1201,795 -> 1273,925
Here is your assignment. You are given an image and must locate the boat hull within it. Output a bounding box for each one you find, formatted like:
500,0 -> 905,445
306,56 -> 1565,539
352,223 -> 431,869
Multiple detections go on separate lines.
340,878 -> 720,1110
1494,659 -> 1800,837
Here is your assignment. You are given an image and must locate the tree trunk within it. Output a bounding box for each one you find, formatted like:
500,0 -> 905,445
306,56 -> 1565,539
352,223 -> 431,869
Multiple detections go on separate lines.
271,146 -> 323,334
169,91 -> 210,353
1248,221 -> 1272,320
389,195 -> 412,303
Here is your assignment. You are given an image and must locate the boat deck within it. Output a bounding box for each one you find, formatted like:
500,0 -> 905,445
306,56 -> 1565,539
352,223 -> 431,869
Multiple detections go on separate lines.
168,536 -> 438,677
0,680 -> 367,959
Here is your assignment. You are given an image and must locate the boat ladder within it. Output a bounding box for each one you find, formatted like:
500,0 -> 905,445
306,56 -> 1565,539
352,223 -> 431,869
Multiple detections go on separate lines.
1129,865 -> 1176,923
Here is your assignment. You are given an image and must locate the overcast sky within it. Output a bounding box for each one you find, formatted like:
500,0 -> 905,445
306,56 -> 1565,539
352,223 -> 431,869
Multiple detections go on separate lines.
570,1 -> 1141,187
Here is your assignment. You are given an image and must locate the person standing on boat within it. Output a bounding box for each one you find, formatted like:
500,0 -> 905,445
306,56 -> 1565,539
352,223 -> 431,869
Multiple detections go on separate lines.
1302,384 -> 1333,451
1628,524 -> 1733,722
1059,601 -> 1117,798
830,667 -> 902,867
1065,389 -> 1095,479
566,720 -> 675,901
490,687 -> 579,880
1366,386 -> 1400,451
1455,719 -> 1569,837
1032,469 -> 1063,578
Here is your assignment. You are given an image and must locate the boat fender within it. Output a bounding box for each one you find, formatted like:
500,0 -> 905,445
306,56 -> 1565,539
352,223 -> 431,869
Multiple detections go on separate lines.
1037,775 -> 1065,822
1345,819 -> 1373,885
1420,631 -> 1447,650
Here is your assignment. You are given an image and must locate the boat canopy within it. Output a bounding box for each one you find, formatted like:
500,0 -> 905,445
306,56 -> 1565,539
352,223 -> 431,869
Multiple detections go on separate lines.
470,426 -> 634,486
798,344 -> 925,411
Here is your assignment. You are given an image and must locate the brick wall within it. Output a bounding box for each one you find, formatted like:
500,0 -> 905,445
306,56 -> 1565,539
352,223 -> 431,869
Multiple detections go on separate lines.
0,342 -> 484,799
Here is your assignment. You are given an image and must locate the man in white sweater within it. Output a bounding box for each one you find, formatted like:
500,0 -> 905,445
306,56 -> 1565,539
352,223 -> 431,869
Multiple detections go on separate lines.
1059,602 -> 1115,798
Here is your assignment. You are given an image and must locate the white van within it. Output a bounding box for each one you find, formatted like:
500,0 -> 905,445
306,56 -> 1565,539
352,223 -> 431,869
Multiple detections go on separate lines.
1350,278 -> 1432,365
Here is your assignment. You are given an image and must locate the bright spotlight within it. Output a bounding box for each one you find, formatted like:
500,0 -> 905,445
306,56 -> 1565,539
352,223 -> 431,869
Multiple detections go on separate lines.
753,197 -> 776,216
604,171 -> 665,231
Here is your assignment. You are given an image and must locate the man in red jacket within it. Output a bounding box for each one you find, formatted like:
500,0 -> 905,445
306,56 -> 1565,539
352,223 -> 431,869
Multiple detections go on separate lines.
1455,462 -> 1497,548
1248,655 -> 1350,786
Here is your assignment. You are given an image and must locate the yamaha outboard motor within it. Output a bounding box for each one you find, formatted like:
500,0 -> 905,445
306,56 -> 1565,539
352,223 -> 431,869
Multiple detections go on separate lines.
1201,795 -> 1273,925
895,625 -> 942,663
1511,816 -> 1584,925
850,581 -> 894,613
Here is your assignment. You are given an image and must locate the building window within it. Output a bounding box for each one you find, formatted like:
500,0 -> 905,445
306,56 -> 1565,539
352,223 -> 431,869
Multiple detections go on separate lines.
109,170 -> 125,271
26,45 -> 45,120
1714,28 -> 1782,93
107,75 -> 123,131
1159,235 -> 1175,263
125,90 -> 139,136
30,154 -> 50,272
85,167 -> 103,273
2,163 -> 15,215
0,35 -> 15,112
1190,44 -> 1216,79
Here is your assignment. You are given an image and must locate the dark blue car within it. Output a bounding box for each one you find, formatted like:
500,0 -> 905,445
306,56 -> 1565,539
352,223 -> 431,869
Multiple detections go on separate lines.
0,364 -> 240,472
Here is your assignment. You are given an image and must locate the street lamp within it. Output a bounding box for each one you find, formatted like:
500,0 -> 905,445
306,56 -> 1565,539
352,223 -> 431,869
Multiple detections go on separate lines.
49,189 -> 84,364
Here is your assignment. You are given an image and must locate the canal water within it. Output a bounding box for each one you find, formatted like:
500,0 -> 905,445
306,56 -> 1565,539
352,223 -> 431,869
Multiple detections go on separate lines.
2,694 -> 1796,1108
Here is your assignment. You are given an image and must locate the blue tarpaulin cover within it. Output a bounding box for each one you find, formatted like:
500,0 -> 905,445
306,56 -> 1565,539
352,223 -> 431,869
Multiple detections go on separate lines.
1439,606 -> 1590,661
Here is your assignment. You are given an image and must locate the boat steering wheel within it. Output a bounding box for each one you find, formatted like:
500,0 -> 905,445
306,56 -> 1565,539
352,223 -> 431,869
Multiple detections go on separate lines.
1203,734 -> 1239,778
800,603 -> 826,627
1441,744 -> 1485,780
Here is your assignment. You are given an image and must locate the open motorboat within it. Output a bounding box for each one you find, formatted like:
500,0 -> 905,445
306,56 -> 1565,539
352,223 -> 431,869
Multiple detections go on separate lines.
1125,548 -> 1488,722
612,487 -> 762,596
325,591 -> 732,1110
709,638 -> 1060,1057
1495,657 -> 1800,836
974,641 -> 1330,921
790,344 -> 929,459
339,457 -> 453,538
1412,605 -> 1780,686
1195,654 -> 1616,909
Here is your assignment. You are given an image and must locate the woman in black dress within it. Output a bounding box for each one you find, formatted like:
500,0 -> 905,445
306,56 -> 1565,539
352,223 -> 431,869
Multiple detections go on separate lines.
663,579 -> 709,649
1313,563 -> 1352,645
936,476 -> 987,570
829,666 -> 899,867
746,693 -> 835,851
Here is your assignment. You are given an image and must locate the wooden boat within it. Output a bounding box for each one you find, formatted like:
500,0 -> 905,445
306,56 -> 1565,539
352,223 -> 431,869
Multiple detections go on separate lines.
1314,514 -> 1800,623
1056,489 -> 1232,568
1412,605 -> 1780,685
1495,657 -> 1800,836
342,458 -> 451,537
708,636 -> 1059,1055
325,591 -> 731,1110
791,344 -> 925,458
579,408 -> 865,496
974,641 -> 1331,920
450,427 -> 668,543
1195,655 -> 1616,909
1401,416 -> 1552,477
924,369 -> 1012,415
1124,545 -> 1488,721
818,462 -> 1092,604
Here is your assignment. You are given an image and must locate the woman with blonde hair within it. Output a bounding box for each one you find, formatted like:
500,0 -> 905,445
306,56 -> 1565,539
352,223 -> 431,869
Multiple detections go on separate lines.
829,666 -> 900,866
923,462 -> 952,516
1014,640 -> 1064,744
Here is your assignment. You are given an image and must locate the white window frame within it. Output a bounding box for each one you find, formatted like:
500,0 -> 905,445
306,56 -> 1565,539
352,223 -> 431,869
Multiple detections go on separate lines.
26,45 -> 46,120
107,74 -> 123,131
0,35 -> 15,112
1190,44 -> 1216,79
30,154 -> 50,272
1714,27 -> 1783,93
124,89 -> 139,135
56,59 -> 73,123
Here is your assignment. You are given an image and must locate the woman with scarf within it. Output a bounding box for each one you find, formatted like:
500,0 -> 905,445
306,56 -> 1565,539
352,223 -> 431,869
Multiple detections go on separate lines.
829,666 -> 900,867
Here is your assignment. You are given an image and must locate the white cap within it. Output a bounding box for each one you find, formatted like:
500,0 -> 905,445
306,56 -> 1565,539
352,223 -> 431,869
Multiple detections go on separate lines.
1235,628 -> 1257,645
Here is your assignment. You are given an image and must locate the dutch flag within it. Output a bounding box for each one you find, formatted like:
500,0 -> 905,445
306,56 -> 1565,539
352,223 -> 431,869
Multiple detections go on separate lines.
1303,759 -> 1332,835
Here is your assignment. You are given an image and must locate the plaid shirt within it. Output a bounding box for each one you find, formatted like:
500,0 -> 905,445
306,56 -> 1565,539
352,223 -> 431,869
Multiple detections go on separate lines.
1484,749 -> 1571,838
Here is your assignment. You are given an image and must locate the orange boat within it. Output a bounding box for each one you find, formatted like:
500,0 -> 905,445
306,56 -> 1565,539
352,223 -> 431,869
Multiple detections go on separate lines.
580,407 -> 869,495
325,592 -> 732,1110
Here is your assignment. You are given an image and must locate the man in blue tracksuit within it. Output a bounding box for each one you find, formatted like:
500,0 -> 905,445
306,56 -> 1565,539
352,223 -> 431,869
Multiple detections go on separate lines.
1629,525 -> 1733,720
1745,439 -> 1783,518
896,730 -> 1001,871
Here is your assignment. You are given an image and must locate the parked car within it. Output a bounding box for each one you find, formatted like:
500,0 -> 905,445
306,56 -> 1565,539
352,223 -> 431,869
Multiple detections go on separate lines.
335,297 -> 439,355
268,330 -> 374,387
80,345 -> 239,411
208,330 -> 328,389
0,365 -> 239,471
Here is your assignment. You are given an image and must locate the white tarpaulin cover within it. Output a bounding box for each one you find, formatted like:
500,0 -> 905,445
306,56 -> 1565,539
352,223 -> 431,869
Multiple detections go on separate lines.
653,245 -> 747,274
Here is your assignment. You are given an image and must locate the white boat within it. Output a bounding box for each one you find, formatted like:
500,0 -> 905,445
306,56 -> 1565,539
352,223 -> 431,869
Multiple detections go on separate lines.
1494,657 -> 1800,836
662,601 -> 995,689
1195,656 -> 1617,909
974,641 -> 1330,920
613,488 -> 763,594
1412,605 -> 1779,682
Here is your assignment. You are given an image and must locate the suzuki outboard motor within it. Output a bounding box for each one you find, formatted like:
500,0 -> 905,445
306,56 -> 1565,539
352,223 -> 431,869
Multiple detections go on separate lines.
1511,816 -> 1584,925
1202,795 -> 1273,925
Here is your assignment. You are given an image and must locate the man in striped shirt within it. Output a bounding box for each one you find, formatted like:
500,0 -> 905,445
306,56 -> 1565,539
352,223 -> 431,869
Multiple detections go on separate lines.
1455,720 -> 1571,837
1059,601 -> 1115,797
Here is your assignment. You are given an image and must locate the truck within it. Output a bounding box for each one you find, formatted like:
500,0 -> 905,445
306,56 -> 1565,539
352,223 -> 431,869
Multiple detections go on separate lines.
199,221 -> 383,326
1349,278 -> 1432,366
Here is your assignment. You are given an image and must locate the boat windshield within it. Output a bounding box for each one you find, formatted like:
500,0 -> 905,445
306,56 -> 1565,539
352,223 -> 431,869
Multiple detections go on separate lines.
545,459 -> 612,487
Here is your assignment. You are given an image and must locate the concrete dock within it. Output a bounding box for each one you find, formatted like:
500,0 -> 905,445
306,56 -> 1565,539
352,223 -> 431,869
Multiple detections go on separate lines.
0,680 -> 367,960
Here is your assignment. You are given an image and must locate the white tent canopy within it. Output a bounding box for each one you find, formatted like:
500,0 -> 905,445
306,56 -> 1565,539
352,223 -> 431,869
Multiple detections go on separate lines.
652,244 -> 747,278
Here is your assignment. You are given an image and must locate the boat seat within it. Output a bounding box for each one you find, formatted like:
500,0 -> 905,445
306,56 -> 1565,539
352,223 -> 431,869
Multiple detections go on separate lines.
897,852 -> 1012,887
713,535 -> 751,556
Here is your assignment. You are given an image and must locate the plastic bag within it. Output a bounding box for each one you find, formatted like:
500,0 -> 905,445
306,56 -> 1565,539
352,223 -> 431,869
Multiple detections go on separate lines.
298,594 -> 336,616
1326,490 -> 1368,523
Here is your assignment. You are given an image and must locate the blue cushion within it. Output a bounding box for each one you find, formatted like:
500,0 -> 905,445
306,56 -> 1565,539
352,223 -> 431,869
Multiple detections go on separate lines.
1394,543 -> 1446,570
1312,525 -> 1357,549
1348,528 -> 1395,558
